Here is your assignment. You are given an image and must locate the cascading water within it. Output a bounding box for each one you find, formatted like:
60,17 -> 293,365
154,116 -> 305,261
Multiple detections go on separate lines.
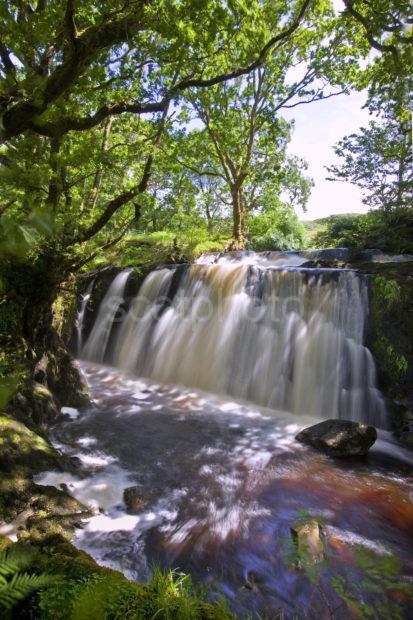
81,269 -> 131,363
40,250 -> 412,619
76,278 -> 95,354
81,255 -> 387,427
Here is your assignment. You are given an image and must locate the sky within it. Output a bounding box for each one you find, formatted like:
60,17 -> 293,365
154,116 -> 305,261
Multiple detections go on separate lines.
281,90 -> 372,221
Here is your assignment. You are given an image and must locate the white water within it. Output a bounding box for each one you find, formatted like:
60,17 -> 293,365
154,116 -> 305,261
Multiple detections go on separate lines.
81,269 -> 131,363
82,257 -> 387,426
76,278 -> 95,354
34,363 -> 413,617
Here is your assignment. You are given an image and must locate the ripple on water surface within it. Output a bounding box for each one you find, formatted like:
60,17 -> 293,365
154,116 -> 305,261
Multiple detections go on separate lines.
35,362 -> 413,619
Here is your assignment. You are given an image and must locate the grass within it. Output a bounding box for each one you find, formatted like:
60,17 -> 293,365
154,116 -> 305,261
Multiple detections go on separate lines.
0,538 -> 238,619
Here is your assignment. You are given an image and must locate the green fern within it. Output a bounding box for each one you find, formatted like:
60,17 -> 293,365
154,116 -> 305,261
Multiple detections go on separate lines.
0,545 -> 57,611
0,546 -> 35,579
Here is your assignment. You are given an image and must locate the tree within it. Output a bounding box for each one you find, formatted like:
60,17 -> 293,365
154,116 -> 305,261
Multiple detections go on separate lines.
245,202 -> 305,250
313,210 -> 413,254
0,0 -> 315,140
0,0 -> 319,416
326,118 -> 413,212
326,1 -> 412,229
185,56 -> 331,246
179,0 -> 374,246
138,124 -> 309,251
339,0 -> 412,71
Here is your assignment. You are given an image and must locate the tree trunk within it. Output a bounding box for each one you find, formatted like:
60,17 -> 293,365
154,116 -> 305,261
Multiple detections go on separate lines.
2,253 -> 89,426
88,116 -> 113,210
231,185 -> 244,249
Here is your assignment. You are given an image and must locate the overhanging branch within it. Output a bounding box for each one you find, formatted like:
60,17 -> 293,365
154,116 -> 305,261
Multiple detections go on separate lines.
33,99 -> 168,137
174,0 -> 312,91
1,0 -> 312,139
342,0 -> 401,67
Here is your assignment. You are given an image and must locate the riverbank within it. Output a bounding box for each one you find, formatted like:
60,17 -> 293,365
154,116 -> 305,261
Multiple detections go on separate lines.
15,362 -> 413,619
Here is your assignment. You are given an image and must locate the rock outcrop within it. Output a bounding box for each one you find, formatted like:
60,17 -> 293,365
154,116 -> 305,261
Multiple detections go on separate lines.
296,419 -> 377,457
123,486 -> 152,513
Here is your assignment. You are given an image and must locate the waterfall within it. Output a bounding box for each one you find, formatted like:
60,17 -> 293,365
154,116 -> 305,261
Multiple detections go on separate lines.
76,278 -> 95,355
82,258 -> 387,427
81,269 -> 131,363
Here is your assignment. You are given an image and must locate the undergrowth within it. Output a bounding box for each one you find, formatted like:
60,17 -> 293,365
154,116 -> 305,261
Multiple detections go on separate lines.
0,539 -> 236,620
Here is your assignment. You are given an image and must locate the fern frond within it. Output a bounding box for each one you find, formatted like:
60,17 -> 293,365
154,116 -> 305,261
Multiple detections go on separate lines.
0,572 -> 56,610
0,547 -> 36,578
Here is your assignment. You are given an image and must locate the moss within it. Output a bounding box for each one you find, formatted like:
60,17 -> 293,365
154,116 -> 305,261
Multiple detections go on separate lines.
33,539 -> 109,581
372,337 -> 408,386
52,280 -> 78,346
0,415 -> 58,473
0,412 -> 90,538
369,273 -> 413,401
34,544 -> 236,620
0,535 -> 13,553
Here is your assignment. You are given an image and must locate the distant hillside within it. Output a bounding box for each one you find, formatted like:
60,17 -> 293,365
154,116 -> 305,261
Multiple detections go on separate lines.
302,213 -> 361,248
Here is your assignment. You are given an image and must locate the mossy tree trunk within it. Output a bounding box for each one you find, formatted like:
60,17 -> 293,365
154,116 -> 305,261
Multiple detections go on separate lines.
1,251 -> 89,426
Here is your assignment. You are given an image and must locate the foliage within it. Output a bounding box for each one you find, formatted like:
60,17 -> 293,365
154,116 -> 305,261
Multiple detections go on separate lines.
0,545 -> 56,614
373,336 -> 408,383
0,0 -> 327,268
370,274 -> 410,398
245,204 -> 305,250
37,562 -> 235,620
69,567 -> 230,620
374,275 -> 402,308
312,208 -> 413,253
0,539 -> 238,619
288,515 -> 413,620
330,545 -> 413,620
184,70 -> 315,243
327,0 -> 412,221
326,118 -> 413,212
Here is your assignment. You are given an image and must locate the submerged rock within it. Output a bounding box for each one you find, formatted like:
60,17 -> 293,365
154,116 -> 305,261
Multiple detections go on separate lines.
123,486 -> 151,513
291,520 -> 324,564
296,419 -> 377,457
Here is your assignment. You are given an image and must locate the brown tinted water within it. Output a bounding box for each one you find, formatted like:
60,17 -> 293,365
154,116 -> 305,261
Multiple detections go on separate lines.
38,363 -> 413,619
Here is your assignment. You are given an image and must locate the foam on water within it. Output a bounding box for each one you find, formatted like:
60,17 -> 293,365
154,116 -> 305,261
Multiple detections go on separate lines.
35,363 -> 413,618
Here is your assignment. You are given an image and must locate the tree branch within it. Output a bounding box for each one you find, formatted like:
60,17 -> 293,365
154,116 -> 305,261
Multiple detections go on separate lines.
88,116 -> 113,210
71,218 -> 134,270
1,1 -> 151,138
1,0 -> 312,139
70,100 -> 170,245
0,43 -> 17,83
0,153 -> 12,167
175,157 -> 223,179
342,0 -> 401,67
280,89 -> 346,109
0,198 -> 16,217
64,0 -> 78,49
173,0 -> 312,91
28,99 -> 169,137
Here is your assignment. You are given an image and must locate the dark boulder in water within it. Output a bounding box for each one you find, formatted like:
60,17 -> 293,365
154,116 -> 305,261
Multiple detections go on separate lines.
296,419 -> 377,457
123,486 -> 151,513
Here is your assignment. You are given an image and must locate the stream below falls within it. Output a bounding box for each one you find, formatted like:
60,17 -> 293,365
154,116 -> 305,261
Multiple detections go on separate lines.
37,362 -> 413,619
